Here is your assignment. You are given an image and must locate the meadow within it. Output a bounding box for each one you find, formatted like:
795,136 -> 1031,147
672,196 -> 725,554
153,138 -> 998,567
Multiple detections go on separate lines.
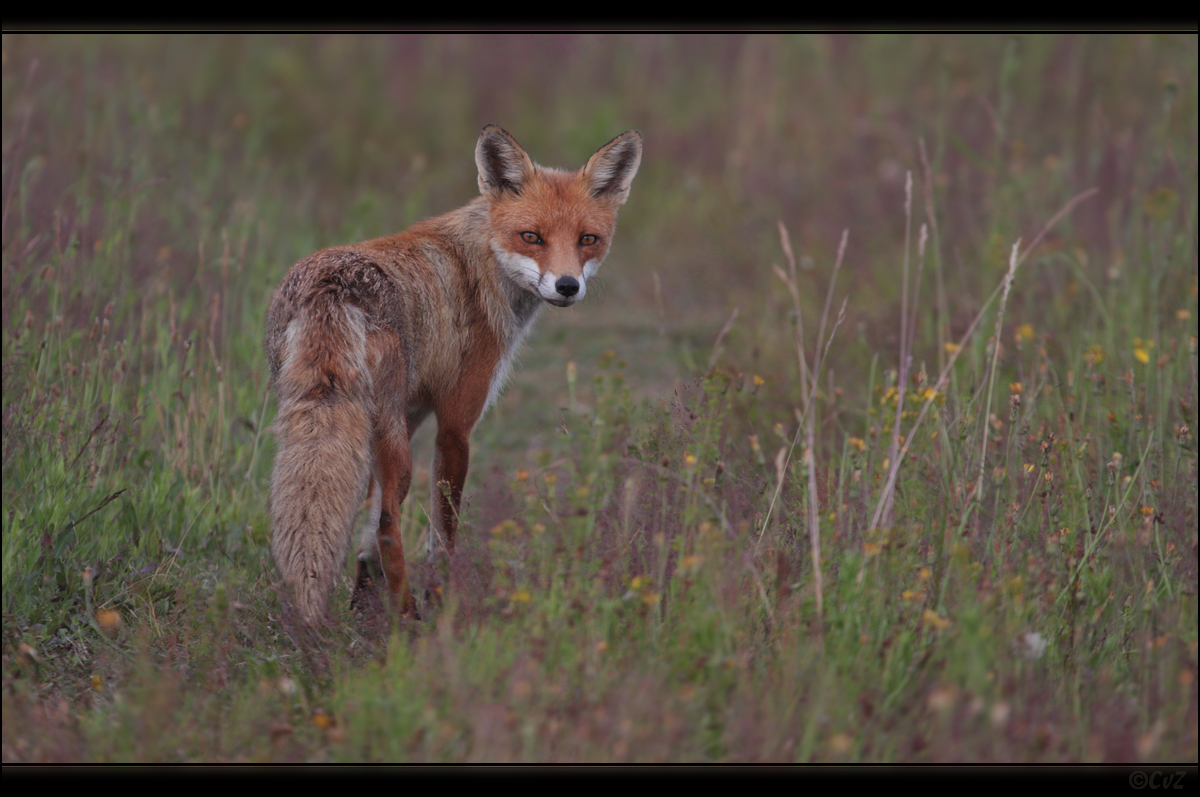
1,33 -> 1196,763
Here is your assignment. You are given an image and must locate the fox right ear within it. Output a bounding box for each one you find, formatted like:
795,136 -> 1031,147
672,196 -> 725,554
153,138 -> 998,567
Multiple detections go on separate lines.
476,125 -> 534,198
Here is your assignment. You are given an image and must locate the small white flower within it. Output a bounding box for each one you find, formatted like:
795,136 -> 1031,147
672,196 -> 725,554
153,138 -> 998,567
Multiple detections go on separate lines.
1020,631 -> 1047,660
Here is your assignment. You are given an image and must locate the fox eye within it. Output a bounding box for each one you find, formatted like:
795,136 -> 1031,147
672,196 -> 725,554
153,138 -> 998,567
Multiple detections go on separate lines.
521,231 -> 542,245
579,234 -> 598,246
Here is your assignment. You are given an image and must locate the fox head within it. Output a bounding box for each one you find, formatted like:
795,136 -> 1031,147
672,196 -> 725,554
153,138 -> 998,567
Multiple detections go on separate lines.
476,125 -> 642,308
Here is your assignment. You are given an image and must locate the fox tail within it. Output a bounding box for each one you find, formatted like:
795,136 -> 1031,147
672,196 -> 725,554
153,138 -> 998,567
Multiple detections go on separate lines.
268,292 -> 374,624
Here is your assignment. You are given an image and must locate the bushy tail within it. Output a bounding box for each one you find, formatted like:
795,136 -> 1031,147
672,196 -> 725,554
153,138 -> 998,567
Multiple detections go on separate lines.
269,296 -> 374,624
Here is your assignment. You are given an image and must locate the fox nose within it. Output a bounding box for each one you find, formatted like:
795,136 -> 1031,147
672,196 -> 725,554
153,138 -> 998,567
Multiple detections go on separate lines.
555,276 -> 580,297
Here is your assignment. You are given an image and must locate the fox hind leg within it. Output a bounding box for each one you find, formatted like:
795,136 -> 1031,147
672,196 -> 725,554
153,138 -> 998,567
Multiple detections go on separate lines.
350,475 -> 383,612
373,425 -> 418,618
351,339 -> 418,620
350,427 -> 418,619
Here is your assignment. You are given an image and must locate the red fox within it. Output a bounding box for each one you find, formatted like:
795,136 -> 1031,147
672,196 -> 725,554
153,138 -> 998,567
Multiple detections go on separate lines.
266,125 -> 642,624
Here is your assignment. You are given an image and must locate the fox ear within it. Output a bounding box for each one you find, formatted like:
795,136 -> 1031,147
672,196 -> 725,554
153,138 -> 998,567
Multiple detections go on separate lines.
583,130 -> 642,205
476,125 -> 534,198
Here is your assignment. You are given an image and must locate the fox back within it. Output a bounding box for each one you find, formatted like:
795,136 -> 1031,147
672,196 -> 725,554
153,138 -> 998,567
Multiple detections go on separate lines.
266,125 -> 642,625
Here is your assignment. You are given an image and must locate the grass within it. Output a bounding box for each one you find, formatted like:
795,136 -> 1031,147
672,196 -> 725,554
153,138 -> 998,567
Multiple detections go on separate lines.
2,33 -> 1196,763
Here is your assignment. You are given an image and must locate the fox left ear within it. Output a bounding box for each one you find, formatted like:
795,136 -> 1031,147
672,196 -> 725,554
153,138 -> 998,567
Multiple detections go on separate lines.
476,124 -> 535,198
583,130 -> 642,205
